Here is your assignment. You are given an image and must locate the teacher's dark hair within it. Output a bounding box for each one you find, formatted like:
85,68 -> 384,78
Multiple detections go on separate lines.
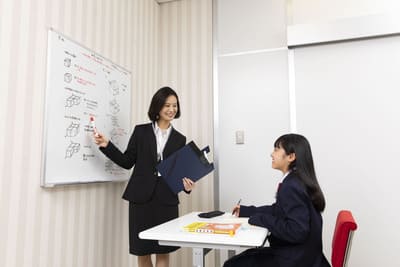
148,86 -> 181,122
274,134 -> 326,212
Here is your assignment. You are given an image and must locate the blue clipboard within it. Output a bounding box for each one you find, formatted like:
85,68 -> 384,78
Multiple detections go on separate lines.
156,141 -> 214,193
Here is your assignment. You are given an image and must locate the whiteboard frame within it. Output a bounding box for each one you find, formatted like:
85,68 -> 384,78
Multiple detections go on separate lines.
41,28 -> 132,187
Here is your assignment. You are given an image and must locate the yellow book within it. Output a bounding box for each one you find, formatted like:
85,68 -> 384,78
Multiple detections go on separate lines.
183,222 -> 241,236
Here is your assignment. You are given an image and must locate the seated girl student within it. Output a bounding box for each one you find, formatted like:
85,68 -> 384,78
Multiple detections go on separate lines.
225,134 -> 330,267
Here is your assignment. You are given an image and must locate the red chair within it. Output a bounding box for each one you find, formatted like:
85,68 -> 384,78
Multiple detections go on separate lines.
331,210 -> 358,267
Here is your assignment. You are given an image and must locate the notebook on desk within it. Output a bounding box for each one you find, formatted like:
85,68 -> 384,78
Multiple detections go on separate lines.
183,222 -> 242,236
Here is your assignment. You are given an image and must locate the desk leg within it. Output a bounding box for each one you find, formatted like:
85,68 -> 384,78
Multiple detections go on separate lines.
192,248 -> 211,267
227,249 -> 236,259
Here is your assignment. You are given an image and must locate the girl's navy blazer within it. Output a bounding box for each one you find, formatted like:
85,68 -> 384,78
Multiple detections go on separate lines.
240,172 -> 330,267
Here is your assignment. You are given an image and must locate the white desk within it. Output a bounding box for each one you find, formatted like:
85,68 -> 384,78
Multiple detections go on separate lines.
139,212 -> 269,267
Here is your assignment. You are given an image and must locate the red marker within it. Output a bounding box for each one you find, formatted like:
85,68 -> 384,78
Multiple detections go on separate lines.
90,116 -> 99,137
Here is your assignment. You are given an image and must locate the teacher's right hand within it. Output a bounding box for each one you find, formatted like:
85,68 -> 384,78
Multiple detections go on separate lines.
94,132 -> 109,148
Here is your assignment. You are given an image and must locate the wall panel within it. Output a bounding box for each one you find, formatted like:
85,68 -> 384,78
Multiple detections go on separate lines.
294,35 -> 400,267
289,0 -> 400,25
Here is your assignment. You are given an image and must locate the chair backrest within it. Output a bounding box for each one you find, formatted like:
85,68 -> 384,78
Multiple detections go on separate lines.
331,210 -> 358,267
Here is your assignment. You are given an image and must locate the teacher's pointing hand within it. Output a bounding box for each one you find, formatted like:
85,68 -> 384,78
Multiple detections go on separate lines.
94,132 -> 109,148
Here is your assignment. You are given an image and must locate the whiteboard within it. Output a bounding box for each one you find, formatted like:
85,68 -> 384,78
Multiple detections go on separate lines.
41,29 -> 132,187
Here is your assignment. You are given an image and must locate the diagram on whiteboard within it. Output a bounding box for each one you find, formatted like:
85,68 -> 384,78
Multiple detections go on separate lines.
109,98 -> 120,114
109,80 -> 119,95
65,141 -> 80,159
65,121 -> 80,137
64,73 -> 72,83
65,94 -> 81,107
42,29 -> 132,186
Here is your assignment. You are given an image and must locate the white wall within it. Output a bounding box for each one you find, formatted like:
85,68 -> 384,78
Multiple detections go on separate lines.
217,0 -> 287,54
216,0 -> 289,210
216,1 -> 400,267
289,2 -> 400,266
215,0 -> 289,264
288,0 -> 400,25
293,36 -> 400,266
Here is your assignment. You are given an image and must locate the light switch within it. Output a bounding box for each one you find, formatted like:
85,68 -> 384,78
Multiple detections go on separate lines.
235,130 -> 244,144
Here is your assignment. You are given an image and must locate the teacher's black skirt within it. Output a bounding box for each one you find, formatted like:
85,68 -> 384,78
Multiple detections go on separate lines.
129,199 -> 179,256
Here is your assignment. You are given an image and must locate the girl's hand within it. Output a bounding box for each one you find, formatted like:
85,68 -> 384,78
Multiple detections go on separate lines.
182,178 -> 195,192
94,132 -> 109,148
232,205 -> 240,217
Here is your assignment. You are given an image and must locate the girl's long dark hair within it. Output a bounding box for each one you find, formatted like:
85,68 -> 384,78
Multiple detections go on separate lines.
274,134 -> 326,212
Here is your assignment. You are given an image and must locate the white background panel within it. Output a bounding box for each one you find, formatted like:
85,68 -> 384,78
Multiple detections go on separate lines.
217,0 -> 286,54
218,50 -> 290,212
294,36 -> 400,267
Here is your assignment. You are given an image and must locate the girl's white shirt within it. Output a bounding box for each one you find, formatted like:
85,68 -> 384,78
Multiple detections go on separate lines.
280,171 -> 291,183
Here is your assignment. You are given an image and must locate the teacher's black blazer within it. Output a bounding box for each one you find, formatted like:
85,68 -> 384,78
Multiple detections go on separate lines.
100,123 -> 186,204
240,172 -> 330,267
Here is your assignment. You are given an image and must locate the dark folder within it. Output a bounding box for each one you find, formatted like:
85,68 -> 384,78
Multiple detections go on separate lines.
156,141 -> 214,193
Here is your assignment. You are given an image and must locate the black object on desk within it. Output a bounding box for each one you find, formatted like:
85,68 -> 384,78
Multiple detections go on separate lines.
198,210 -> 224,218
157,141 -> 214,193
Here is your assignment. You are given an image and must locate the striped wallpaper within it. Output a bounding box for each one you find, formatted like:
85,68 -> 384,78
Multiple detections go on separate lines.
158,0 -> 214,266
0,0 -> 212,266
0,0 -> 213,266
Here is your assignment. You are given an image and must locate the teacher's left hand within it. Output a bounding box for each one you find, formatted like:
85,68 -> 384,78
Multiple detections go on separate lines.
182,178 -> 195,192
